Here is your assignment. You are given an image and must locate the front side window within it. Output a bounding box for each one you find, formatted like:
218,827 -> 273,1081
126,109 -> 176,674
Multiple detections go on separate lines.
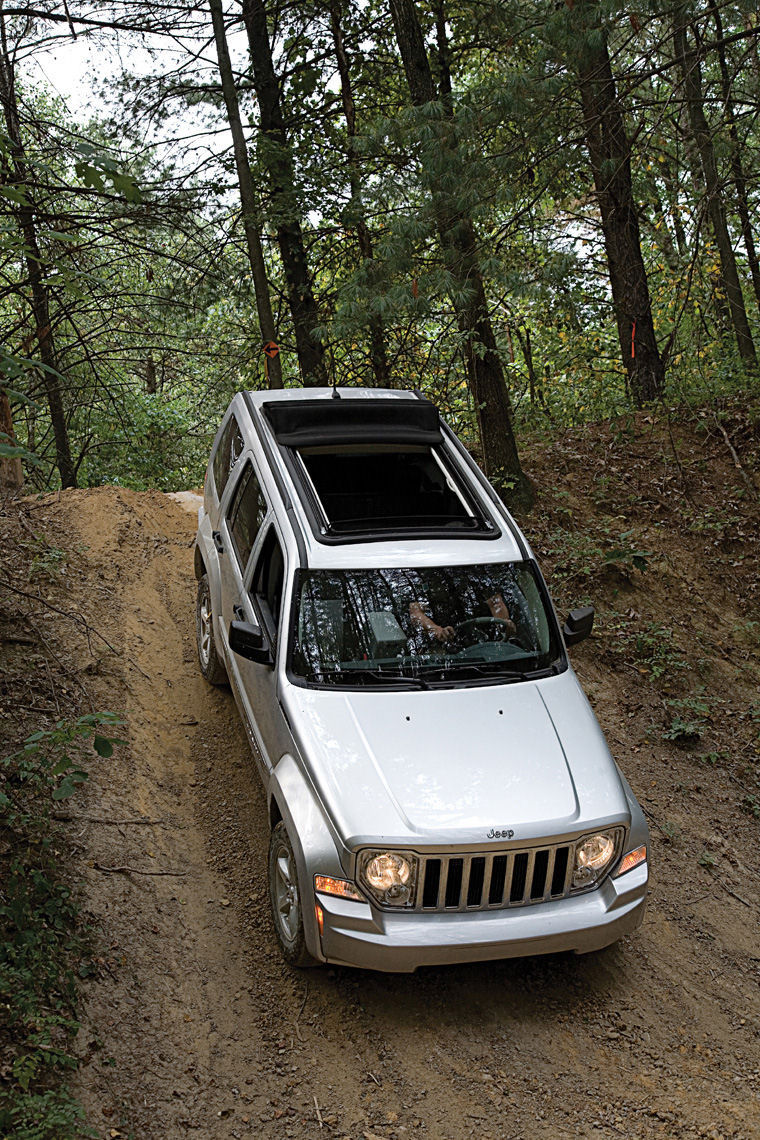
227,461 -> 267,571
291,562 -> 562,688
212,413 -> 244,498
251,526 -> 285,641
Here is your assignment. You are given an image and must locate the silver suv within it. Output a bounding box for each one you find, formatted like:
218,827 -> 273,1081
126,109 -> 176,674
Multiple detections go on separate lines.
194,388 -> 648,971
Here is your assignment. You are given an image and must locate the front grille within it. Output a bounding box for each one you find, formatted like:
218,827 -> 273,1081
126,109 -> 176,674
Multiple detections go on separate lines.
415,844 -> 573,912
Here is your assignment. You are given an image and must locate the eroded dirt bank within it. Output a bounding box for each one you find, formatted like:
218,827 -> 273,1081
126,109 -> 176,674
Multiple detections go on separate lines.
18,410 -> 760,1140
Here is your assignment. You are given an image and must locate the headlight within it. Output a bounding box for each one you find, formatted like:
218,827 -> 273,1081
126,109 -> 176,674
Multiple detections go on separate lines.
572,831 -> 620,890
359,851 -> 418,907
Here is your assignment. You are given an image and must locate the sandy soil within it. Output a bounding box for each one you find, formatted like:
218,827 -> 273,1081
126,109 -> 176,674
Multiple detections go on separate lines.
12,409 -> 760,1140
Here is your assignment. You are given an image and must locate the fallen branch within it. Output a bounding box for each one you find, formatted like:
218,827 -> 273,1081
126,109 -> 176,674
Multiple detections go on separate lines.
294,981 -> 309,1042
712,415 -> 757,500
93,861 -> 186,877
708,871 -> 752,910
665,412 -> 696,505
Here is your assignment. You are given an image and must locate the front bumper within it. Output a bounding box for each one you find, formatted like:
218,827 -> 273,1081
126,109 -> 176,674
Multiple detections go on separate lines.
315,861 -> 648,972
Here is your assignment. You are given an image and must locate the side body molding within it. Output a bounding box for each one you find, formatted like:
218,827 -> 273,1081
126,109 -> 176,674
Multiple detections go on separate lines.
268,753 -> 346,962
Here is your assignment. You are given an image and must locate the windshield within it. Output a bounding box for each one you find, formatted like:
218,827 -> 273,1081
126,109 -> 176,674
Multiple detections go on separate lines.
291,562 -> 562,688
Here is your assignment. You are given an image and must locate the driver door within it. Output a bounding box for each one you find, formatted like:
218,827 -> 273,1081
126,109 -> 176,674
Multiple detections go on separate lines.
233,523 -> 292,771
218,457 -> 267,688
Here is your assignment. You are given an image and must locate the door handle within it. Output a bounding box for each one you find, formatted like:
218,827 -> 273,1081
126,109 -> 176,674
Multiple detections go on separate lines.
232,604 -> 245,621
212,530 -> 224,554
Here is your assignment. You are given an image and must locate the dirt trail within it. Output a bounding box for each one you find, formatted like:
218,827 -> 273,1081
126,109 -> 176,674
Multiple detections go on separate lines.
31,482 -> 760,1140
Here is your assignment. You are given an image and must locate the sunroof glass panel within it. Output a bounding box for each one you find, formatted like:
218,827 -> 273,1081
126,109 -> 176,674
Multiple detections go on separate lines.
298,445 -> 482,533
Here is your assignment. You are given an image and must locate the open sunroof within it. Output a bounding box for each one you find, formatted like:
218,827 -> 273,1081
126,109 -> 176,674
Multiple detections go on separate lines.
261,398 -> 498,544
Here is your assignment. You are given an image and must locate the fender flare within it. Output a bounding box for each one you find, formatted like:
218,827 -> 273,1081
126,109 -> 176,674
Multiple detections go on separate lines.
268,754 -> 345,961
616,765 -> 650,851
195,517 -> 224,647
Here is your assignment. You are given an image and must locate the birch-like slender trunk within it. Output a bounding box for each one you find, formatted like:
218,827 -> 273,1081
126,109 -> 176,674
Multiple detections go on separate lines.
673,10 -> 756,369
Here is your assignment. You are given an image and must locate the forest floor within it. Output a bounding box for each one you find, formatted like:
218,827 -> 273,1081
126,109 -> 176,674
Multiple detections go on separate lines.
2,399 -> 760,1140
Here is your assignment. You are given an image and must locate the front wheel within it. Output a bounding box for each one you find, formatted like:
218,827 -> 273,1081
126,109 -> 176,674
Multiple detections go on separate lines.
196,574 -> 228,685
268,822 -> 318,967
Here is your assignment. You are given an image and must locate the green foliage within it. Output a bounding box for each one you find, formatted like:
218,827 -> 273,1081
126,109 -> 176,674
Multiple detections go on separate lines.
4,0 -> 760,494
741,794 -> 760,819
72,141 -> 142,202
1,711 -> 124,823
632,624 -> 688,681
662,690 -> 713,745
28,540 -> 68,583
0,432 -> 40,465
603,614 -> 688,681
603,533 -> 653,574
548,523 -> 654,588
0,715 -> 123,1139
77,387 -> 210,492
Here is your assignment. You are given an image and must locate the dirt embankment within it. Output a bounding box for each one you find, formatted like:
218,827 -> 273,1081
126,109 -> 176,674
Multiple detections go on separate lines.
4,404 -> 760,1140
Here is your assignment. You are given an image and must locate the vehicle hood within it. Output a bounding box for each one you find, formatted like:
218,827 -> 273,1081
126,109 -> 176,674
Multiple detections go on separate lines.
284,670 -> 630,849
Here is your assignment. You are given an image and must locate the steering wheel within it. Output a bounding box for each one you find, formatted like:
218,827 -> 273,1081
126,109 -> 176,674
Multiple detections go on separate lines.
452,617 -> 514,644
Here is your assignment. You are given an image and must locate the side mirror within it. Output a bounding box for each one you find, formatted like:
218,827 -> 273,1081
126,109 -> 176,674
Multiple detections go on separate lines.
229,620 -> 273,666
563,605 -> 595,647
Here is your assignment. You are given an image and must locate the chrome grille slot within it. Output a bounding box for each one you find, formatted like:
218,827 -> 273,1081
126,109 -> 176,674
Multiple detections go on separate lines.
418,843 -> 573,912
510,852 -> 529,902
445,858 -> 464,908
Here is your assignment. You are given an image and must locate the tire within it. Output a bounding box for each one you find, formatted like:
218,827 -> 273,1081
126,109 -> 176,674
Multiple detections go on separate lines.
268,821 -> 318,967
196,574 -> 228,685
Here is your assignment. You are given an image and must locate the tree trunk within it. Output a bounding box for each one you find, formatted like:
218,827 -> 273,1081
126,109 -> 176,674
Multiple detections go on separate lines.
329,0 -> 390,387
673,11 -> 757,369
573,3 -> 664,405
0,14 -> 76,487
516,326 -> 540,406
708,0 -> 760,317
241,0 -> 328,386
209,0 -> 282,388
0,390 -> 24,490
644,172 -> 680,271
661,141 -> 688,257
145,353 -> 157,394
388,0 -> 531,506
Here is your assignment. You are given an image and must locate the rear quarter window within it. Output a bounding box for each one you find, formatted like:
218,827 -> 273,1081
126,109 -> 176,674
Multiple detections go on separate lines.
227,461 -> 267,570
212,414 -> 244,499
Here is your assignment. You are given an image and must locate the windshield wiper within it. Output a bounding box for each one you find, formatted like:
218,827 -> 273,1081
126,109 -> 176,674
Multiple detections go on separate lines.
306,668 -> 428,690
417,661 -> 553,684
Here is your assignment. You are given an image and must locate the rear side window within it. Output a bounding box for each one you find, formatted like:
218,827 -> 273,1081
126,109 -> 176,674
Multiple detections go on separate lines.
227,461 -> 267,571
212,413 -> 244,498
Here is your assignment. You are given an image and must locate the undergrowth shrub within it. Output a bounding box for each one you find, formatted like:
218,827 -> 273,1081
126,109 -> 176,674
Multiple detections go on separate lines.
0,714 -> 123,1140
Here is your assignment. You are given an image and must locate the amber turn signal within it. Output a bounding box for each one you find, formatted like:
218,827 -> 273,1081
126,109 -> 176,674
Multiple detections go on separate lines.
314,875 -> 365,901
615,845 -> 647,877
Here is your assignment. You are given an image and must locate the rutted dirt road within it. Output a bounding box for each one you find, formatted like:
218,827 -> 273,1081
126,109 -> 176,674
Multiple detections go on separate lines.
26,477 -> 760,1140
